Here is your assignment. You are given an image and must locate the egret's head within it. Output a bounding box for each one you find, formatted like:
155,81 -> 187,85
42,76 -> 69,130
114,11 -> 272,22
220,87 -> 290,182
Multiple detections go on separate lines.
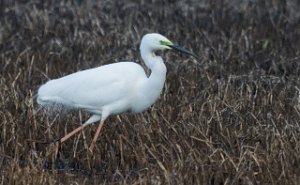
140,33 -> 198,59
141,33 -> 173,51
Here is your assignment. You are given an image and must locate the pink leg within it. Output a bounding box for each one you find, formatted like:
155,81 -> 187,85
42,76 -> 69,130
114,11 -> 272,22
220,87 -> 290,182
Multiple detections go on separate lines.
88,120 -> 105,153
59,122 -> 90,143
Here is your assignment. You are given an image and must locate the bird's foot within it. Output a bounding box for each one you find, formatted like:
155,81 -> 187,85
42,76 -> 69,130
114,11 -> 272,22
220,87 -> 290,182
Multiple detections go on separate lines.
88,147 -> 94,156
88,141 -> 95,155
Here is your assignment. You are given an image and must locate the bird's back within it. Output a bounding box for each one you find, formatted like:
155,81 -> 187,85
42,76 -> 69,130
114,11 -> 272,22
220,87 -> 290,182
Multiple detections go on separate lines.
37,62 -> 147,114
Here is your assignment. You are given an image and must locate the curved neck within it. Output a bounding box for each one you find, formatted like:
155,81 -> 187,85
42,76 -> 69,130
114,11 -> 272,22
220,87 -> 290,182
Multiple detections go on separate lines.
140,44 -> 167,79
140,45 -> 156,69
133,44 -> 167,112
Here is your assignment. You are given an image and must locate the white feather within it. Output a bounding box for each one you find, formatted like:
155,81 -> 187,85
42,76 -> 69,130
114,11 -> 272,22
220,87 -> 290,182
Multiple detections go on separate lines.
37,33 -> 176,123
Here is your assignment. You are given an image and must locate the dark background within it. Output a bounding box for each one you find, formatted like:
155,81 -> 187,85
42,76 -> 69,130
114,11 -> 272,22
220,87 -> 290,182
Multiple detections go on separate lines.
1,0 -> 300,184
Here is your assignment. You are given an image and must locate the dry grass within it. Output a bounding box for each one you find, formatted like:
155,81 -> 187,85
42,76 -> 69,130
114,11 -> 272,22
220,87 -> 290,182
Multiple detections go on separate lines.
1,0 -> 300,184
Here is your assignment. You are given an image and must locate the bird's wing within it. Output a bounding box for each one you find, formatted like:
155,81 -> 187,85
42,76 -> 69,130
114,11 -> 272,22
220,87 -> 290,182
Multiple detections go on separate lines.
37,62 -> 146,111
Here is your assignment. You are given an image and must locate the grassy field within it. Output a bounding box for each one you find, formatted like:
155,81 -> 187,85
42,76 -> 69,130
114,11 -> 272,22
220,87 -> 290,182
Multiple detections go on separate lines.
1,0 -> 300,184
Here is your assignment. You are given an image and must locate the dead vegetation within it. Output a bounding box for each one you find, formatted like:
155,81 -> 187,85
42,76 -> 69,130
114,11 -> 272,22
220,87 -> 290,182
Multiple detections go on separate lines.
1,0 -> 300,184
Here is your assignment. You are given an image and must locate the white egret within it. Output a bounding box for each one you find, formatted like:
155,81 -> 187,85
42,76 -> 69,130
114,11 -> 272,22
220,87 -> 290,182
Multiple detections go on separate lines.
37,33 -> 197,153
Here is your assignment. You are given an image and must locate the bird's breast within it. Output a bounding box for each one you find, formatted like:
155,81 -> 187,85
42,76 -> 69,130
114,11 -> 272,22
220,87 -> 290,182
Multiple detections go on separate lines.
130,78 -> 165,113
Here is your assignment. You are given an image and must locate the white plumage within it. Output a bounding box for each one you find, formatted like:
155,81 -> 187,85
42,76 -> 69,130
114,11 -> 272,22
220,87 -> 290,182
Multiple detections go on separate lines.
37,33 -> 196,153
38,62 -> 150,122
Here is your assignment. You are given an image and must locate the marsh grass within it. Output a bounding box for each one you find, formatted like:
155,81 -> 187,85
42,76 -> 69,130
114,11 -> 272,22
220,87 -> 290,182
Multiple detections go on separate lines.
1,0 -> 300,184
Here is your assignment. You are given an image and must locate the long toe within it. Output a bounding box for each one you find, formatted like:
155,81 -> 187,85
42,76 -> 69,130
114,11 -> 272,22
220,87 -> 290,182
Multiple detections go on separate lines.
88,145 -> 94,155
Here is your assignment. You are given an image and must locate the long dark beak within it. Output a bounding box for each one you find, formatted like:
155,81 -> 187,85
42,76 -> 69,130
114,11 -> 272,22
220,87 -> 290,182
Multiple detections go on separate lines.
169,45 -> 198,59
